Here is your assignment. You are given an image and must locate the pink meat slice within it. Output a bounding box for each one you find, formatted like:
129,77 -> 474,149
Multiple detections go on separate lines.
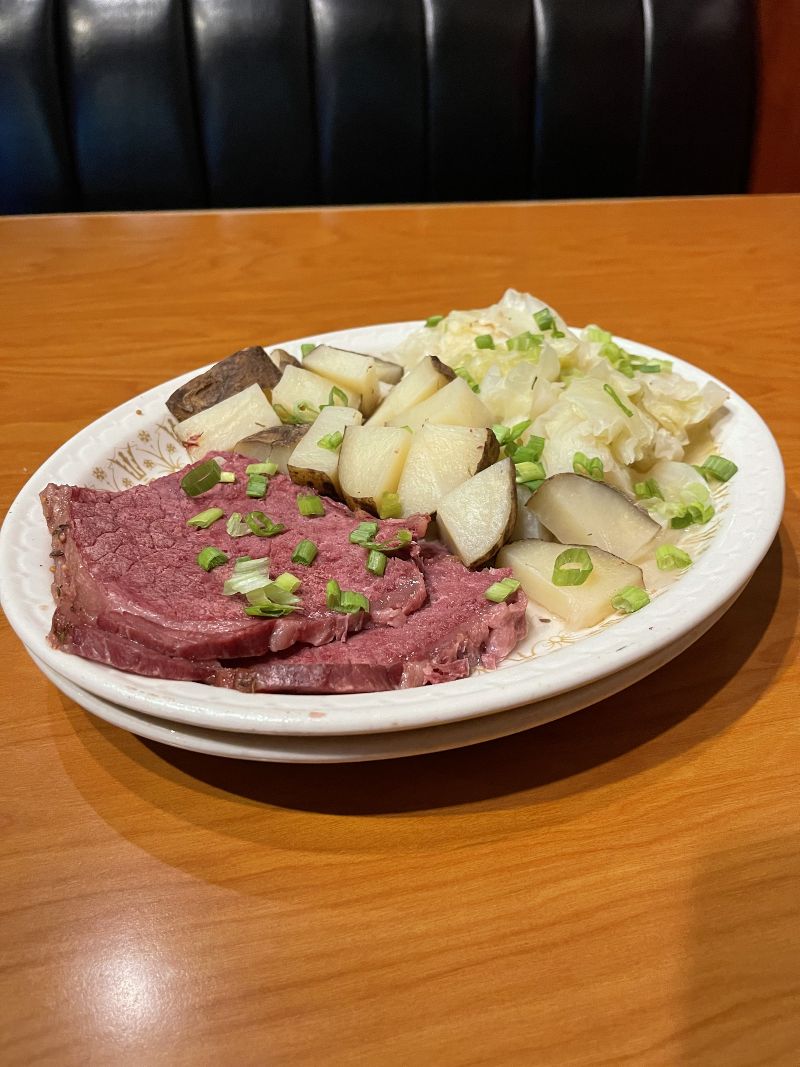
42,453 -> 429,661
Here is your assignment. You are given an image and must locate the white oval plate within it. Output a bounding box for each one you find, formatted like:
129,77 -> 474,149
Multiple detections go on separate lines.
27,578 -> 746,762
0,323 -> 785,737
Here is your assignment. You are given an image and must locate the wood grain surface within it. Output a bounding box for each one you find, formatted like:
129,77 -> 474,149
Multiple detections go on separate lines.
1,197 -> 798,1066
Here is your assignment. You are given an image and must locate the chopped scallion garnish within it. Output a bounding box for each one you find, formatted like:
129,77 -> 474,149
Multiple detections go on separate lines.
484,577 -> 520,603
552,548 -> 593,587
181,459 -> 222,497
697,454 -> 738,482
274,572 -> 301,594
611,586 -> 650,613
328,386 -> 348,407
233,556 -> 269,575
349,522 -> 379,546
515,460 -> 546,491
325,579 -> 341,609
226,512 -> 250,538
244,603 -> 297,617
366,549 -> 387,576
377,493 -> 402,519
197,546 -> 228,572
223,568 -> 274,597
246,583 -> 299,607
425,314 -> 444,328
492,419 -> 531,450
245,511 -> 286,537
506,330 -> 543,352
475,334 -> 495,349
670,502 -> 714,529
655,545 -> 692,570
245,462 -> 278,476
297,493 -> 325,517
603,383 -> 634,417
301,342 -> 316,358
634,479 -> 664,500
533,307 -> 555,331
573,452 -> 604,481
186,507 -> 224,529
246,473 -> 268,498
339,590 -> 370,614
454,367 -> 480,393
291,539 -> 318,566
317,430 -> 343,452
218,471 -> 235,483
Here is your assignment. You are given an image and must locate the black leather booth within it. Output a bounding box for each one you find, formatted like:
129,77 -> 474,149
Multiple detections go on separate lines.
0,0 -> 757,215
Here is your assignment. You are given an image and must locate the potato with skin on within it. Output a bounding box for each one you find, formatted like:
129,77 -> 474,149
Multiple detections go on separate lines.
397,424 -> 500,516
527,472 -> 660,562
366,355 -> 455,426
302,345 -> 382,416
436,458 -> 517,568
267,348 -> 300,374
271,365 -> 360,418
176,382 -> 282,459
497,539 -> 646,629
287,405 -> 363,495
233,424 -> 308,474
166,346 -> 282,422
337,425 -> 413,515
390,376 -> 494,433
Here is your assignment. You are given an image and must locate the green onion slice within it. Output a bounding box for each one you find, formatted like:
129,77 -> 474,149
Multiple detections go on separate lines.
297,493 -> 325,517
573,452 -> 604,481
474,334 -> 495,349
197,546 -> 228,572
245,583 -> 299,607
339,590 -> 370,614
506,330 -> 543,352
454,367 -> 480,393
634,479 -> 664,500
291,539 -> 318,566
181,459 -> 222,497
349,522 -> 379,546
515,460 -> 546,486
366,549 -> 387,576
655,545 -> 693,570
223,568 -> 274,597
218,471 -> 236,483
186,507 -> 224,529
698,454 -> 738,482
246,474 -> 268,498
317,430 -> 343,452
233,556 -> 269,574
245,511 -> 286,537
274,572 -> 301,594
226,512 -> 251,538
425,314 -> 444,328
533,307 -> 556,331
377,493 -> 402,519
552,548 -> 593,587
670,502 -> 714,529
484,577 -> 520,603
325,579 -> 341,609
511,436 -> 546,465
328,386 -> 348,407
301,342 -> 316,358
492,419 -> 531,449
611,586 -> 650,613
603,383 -> 634,417
245,462 -> 278,476
244,603 -> 297,617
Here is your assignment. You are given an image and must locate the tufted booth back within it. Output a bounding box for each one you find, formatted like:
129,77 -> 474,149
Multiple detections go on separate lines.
0,0 -> 757,215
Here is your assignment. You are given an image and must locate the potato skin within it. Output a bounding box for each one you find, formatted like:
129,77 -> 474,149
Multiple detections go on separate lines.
339,491 -> 380,516
477,432 -> 501,472
430,356 -> 456,383
234,424 -> 308,455
287,464 -> 337,497
166,347 -> 281,422
268,348 -> 300,373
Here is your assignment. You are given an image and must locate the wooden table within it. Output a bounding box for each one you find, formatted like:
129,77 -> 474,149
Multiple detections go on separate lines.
1,197 -> 798,1066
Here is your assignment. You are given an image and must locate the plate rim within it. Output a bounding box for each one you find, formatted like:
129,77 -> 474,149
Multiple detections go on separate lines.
0,321 -> 785,736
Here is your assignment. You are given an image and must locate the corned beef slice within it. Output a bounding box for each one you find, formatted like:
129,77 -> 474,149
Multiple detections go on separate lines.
42,453 -> 428,661
216,552 -> 528,693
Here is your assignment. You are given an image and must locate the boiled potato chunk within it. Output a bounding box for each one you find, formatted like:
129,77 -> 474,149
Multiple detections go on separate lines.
370,354 -> 404,385
338,425 -> 413,514
287,405 -> 362,495
367,355 -> 454,426
527,473 -> 659,562
166,346 -> 281,422
302,345 -> 381,416
511,486 -> 554,542
436,458 -> 517,568
176,383 -> 281,459
271,365 -> 360,419
497,539 -> 645,629
233,424 -> 308,474
391,376 -> 493,433
397,424 -> 499,516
